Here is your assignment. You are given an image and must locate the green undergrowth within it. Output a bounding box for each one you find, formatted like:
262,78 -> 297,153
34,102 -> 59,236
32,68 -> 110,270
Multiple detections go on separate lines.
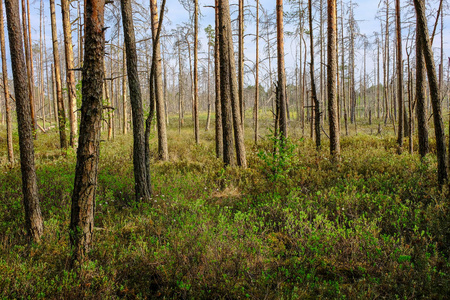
0,120 -> 449,299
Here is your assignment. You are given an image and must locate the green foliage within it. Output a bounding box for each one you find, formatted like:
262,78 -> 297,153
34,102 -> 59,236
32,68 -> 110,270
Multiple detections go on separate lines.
0,120 -> 448,299
257,133 -> 301,185
75,80 -> 82,108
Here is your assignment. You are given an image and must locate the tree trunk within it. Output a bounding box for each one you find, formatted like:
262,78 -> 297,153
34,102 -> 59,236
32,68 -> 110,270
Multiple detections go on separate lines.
0,0 -> 13,164
39,0 -> 45,130
218,0 -> 236,166
178,40 -> 183,134
308,0 -> 320,149
121,0 -> 152,201
150,0 -> 169,160
349,2 -> 356,125
193,0 -> 199,143
52,64 -> 58,123
5,0 -> 43,243
385,1 -> 390,124
122,44 -> 128,135
205,38 -> 211,131
103,63 -> 112,140
215,1 -> 223,158
395,0 -> 403,153
21,0 -> 36,137
341,0 -> 348,136
327,0 -> 340,159
77,0 -> 83,74
414,0 -> 448,185
61,0 -> 78,147
254,0 -> 259,144
277,0 -> 287,141
70,0 -> 105,262
50,0 -> 67,149
377,35 -> 380,119
238,0 -> 244,126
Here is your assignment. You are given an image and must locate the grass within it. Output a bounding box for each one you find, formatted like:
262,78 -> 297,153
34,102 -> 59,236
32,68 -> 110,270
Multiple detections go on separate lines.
0,115 -> 449,299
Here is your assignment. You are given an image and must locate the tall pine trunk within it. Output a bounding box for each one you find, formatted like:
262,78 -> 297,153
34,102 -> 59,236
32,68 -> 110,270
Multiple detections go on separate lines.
308,0 -> 320,149
50,0 -> 67,149
193,0 -> 199,143
215,1 -> 223,158
70,0 -> 105,262
150,0 -> 169,161
395,0 -> 403,152
21,0 -> 36,137
218,0 -> 236,166
238,0 -> 244,126
0,0 -> 13,164
5,0 -> 43,243
254,0 -> 259,144
414,0 -> 448,185
61,0 -> 78,147
327,0 -> 340,159
121,0 -> 152,201
277,0 -> 287,140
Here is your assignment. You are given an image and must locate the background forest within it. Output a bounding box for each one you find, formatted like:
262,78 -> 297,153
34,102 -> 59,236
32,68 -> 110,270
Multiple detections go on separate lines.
0,0 -> 449,298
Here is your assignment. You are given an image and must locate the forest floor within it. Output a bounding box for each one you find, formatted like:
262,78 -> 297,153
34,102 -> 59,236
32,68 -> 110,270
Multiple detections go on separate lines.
0,115 -> 449,299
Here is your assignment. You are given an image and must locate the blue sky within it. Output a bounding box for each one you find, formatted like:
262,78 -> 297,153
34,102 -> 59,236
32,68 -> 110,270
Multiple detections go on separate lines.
15,0 -> 450,88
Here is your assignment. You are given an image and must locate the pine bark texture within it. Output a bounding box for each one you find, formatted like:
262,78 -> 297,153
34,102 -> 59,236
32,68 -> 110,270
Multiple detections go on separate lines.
20,0 -> 35,137
61,0 -> 78,147
218,0 -> 235,166
0,0 -> 13,164
395,0 -> 403,152
70,0 -> 105,262
215,1 -> 223,158
5,0 -> 43,242
414,0 -> 448,185
308,0 -> 320,149
238,0 -> 244,125
277,0 -> 287,140
327,0 -> 340,159
121,0 -> 152,201
194,0 -> 199,143
50,0 -> 67,149
218,0 -> 247,168
415,26 -> 429,157
254,0 -> 259,144
150,0 -> 169,161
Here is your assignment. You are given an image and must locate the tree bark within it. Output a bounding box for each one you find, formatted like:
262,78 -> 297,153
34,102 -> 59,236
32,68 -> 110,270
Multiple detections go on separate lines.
222,0 -> 247,167
205,32 -> 212,132
238,0 -> 244,126
150,0 -> 169,160
277,0 -> 287,141
50,0 -> 67,149
21,0 -> 36,138
122,44 -> 128,135
5,0 -> 43,242
308,0 -> 320,149
70,0 -> 105,262
39,0 -> 45,130
193,0 -> 199,143
178,40 -> 183,133
215,1 -> 223,158
61,0 -> 78,147
414,0 -> 448,185
327,0 -> 340,159
254,0 -> 259,144
218,0 -> 236,166
395,0 -> 403,153
0,0 -> 13,164
121,0 -> 152,201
